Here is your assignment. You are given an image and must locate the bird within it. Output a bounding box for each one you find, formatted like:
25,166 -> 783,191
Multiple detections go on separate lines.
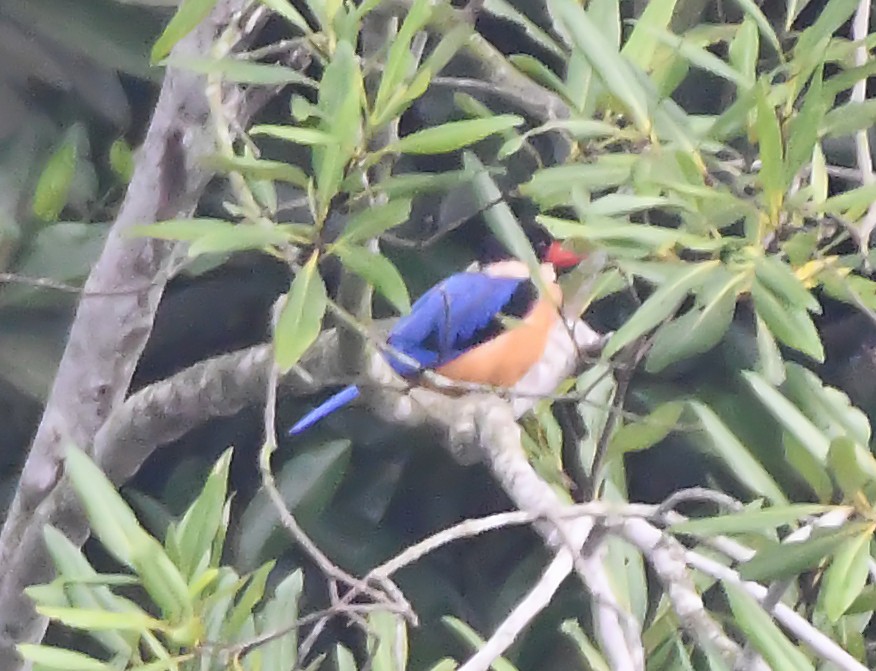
288,230 -> 584,436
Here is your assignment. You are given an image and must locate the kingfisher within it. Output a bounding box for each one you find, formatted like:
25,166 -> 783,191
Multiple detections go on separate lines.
288,229 -> 584,436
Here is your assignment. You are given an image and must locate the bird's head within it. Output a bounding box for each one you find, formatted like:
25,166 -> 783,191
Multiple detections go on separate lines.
527,224 -> 584,271
478,222 -> 584,271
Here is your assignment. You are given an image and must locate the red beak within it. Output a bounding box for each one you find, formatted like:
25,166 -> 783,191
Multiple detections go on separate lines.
544,241 -> 583,269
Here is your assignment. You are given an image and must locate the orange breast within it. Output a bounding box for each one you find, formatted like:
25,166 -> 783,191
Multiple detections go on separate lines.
435,284 -> 562,387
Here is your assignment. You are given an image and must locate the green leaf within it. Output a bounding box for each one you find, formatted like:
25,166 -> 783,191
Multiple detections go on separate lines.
785,434 -> 834,501
688,402 -> 788,504
333,244 -> 411,314
549,0 -> 651,132
723,583 -> 815,671
170,449 -> 232,580
17,644 -> 111,671
65,447 -> 146,568
784,363 -> 873,452
810,142 -> 828,206
372,0 -> 432,125
151,0 -> 218,63
368,610 -> 408,671
128,218 -> 235,241
561,619 -> 610,671
521,156 -> 635,206
133,537 -> 193,624
821,99 -> 876,138
584,194 -> 685,217
427,660 -> 459,671
822,182 -> 876,215
739,525 -> 864,582
163,56 -> 316,86
32,131 -> 79,221
251,125 -> 337,146
649,28 -> 749,88
754,256 -> 820,313
751,280 -> 824,361
373,170 -> 474,199
259,570 -> 304,671
621,0 -> 679,69
539,216 -> 719,253
604,261 -> 721,358
37,606 -> 161,632
314,40 -> 362,213
755,314 -> 785,385
827,437 -> 868,498
729,17 -> 759,87
389,115 -> 524,155
484,0 -> 563,57
508,54 -> 571,98
645,271 -> 741,372
794,0 -> 858,58
40,528 -> 136,656
744,371 -> 831,461
606,401 -> 683,458
203,154 -> 309,187
708,83 -> 760,140
57,445 -> 191,620
258,0 -> 312,32
784,66 -> 825,184
109,139 -> 135,183
236,443 -> 351,569
274,251 -> 327,371
465,152 -> 541,278
188,225 -> 290,257
335,645 -> 357,671
821,530 -> 873,621
337,199 -> 412,245
730,0 -> 782,56
671,504 -> 830,535
755,81 -> 785,221
223,561 -> 275,638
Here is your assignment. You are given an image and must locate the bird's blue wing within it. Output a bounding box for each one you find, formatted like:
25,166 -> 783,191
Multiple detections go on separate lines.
386,272 -> 526,375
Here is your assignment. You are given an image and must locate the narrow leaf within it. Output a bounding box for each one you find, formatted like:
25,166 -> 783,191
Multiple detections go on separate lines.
151,0 -> 218,63
723,583 -> 816,671
604,261 -> 721,357
689,402 -> 788,504
333,244 -> 411,314
337,199 -> 412,245
549,0 -> 651,132
258,0 -> 311,32
17,645 -> 111,671
128,218 -> 234,241
751,281 -> 824,361
251,125 -> 337,146
744,371 -> 831,460
389,115 -> 524,155
164,56 -> 316,86
821,530 -> 873,621
739,525 -> 863,582
755,82 -> 785,222
203,154 -> 308,187
274,251 -> 327,371
32,132 -> 79,221
671,504 -> 830,535
606,401 -> 683,458
188,225 -> 290,257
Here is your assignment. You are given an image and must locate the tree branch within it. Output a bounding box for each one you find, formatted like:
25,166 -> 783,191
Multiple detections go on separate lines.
0,1 -> 266,664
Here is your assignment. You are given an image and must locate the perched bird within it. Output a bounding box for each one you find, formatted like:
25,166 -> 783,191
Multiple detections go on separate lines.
288,231 -> 583,436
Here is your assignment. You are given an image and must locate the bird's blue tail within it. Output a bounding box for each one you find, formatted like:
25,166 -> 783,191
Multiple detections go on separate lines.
288,385 -> 361,435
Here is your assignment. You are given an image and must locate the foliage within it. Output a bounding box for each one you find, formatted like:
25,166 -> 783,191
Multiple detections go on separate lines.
6,0 -> 876,669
